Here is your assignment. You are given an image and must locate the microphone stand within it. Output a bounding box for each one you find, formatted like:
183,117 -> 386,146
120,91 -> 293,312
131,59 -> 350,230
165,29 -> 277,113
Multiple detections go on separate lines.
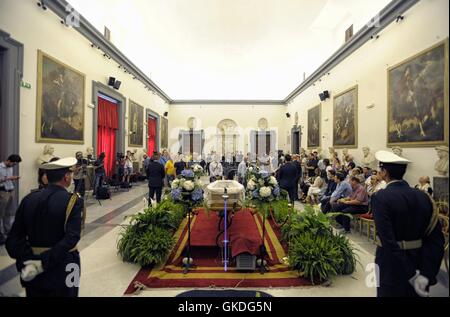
222,188 -> 229,272
182,203 -> 193,274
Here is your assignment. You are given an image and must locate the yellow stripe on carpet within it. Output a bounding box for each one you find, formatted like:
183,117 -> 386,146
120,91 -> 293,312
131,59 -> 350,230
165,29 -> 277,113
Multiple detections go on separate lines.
253,214 -> 274,260
264,217 -> 287,261
149,270 -> 300,279
163,264 -> 288,271
171,214 -> 198,264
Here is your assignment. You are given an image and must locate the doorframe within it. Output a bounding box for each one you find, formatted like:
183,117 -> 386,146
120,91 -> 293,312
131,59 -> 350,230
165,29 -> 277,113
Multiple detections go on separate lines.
0,30 -> 23,204
291,125 -> 302,154
146,108 -> 160,153
91,81 -> 126,157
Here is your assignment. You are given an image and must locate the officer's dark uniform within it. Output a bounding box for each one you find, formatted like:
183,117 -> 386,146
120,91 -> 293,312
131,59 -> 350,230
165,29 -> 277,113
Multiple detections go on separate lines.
6,184 -> 83,297
372,180 -> 445,297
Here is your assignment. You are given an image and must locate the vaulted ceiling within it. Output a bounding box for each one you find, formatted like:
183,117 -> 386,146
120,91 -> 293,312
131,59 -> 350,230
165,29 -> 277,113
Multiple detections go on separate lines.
69,0 -> 392,100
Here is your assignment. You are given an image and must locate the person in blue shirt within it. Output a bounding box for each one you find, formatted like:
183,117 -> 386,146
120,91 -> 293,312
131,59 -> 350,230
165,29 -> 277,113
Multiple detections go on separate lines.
323,172 -> 352,213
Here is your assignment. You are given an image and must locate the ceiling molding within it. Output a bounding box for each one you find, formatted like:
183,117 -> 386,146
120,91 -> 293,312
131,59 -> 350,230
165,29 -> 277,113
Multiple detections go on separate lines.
284,0 -> 420,103
45,0 -> 419,105
45,0 -> 173,103
170,100 -> 286,106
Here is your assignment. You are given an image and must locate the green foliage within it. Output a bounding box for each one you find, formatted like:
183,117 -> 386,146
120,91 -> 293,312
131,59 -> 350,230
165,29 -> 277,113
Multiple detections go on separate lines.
117,200 -> 185,266
332,234 -> 359,275
283,204 -> 359,283
270,199 -> 292,223
281,204 -> 331,241
289,232 -> 342,284
118,226 -> 174,267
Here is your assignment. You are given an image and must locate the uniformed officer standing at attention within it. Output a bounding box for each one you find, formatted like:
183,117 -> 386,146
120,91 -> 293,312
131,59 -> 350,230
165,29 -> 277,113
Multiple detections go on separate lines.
372,151 -> 445,297
6,158 -> 83,297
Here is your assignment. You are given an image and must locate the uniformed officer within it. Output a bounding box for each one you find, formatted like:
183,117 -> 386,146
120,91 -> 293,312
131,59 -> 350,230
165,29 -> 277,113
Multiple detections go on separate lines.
372,151 -> 445,297
6,157 -> 83,297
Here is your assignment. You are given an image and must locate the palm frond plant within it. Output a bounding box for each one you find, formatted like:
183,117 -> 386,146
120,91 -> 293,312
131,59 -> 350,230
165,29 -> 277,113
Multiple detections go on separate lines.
288,231 -> 343,284
331,234 -> 360,275
118,226 -> 174,267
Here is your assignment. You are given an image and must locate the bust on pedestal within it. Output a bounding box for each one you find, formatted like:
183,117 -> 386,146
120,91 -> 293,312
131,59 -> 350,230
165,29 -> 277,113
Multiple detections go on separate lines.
361,147 -> 377,169
37,145 -> 56,166
433,146 -> 449,202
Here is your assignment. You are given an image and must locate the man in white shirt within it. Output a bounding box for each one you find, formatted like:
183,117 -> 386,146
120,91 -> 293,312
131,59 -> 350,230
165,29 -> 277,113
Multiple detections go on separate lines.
258,153 -> 271,173
0,154 -> 22,245
209,156 -> 223,182
237,157 -> 248,186
236,151 -> 243,165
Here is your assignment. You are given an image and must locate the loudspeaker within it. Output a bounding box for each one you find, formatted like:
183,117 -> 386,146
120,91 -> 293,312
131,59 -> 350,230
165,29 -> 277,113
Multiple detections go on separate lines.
286,113 -> 291,118
108,77 -> 116,86
163,112 -> 168,117
113,80 -> 121,90
319,90 -> 330,101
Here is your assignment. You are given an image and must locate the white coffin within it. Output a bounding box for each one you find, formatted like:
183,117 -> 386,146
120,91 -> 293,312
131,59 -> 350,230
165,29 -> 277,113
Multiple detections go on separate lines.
206,180 -> 245,211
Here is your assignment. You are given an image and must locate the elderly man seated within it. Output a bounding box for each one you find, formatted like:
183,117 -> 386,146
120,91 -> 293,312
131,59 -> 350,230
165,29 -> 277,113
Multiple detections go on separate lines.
331,176 -> 369,233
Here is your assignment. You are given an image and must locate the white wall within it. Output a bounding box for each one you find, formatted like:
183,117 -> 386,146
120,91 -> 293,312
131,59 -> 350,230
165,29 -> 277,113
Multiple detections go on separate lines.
285,0 -> 449,185
168,104 -> 288,155
0,0 -> 169,199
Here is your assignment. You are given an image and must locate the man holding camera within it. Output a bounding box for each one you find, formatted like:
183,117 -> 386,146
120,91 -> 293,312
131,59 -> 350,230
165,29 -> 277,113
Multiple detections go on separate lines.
0,154 -> 22,245
73,152 -> 87,198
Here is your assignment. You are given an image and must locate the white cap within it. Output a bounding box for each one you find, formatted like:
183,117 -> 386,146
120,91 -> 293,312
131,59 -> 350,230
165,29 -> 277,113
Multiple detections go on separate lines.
40,157 -> 78,170
375,150 -> 411,165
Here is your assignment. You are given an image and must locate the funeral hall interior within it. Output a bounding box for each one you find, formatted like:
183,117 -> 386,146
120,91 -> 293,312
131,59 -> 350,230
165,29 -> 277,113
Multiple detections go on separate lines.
0,0 -> 449,298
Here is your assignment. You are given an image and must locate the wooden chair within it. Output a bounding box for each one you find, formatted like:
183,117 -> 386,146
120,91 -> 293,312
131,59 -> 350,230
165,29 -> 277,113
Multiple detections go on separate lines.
359,212 -> 376,243
438,214 -> 449,275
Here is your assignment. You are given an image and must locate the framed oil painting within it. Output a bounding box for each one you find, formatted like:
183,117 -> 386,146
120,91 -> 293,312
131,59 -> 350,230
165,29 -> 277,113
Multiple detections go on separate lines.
387,39 -> 449,147
128,100 -> 144,147
333,85 -> 358,148
307,104 -> 321,149
36,50 -> 85,144
160,117 -> 168,149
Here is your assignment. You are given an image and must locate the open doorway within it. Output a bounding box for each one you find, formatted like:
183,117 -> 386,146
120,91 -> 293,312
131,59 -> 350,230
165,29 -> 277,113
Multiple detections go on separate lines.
92,81 -> 125,181
0,30 -> 23,204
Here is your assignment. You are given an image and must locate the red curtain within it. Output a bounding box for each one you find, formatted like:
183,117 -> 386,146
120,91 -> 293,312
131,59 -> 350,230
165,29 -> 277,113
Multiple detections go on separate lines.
147,117 -> 157,156
97,97 -> 118,177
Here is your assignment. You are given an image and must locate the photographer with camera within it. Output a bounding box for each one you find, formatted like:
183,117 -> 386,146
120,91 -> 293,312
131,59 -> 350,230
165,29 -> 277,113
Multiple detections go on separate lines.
73,152 -> 87,198
116,153 -> 125,184
93,153 -> 106,196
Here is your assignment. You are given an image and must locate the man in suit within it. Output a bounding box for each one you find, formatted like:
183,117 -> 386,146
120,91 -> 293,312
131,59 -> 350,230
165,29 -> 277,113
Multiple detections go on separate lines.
146,154 -> 166,204
292,155 -> 302,201
278,154 -> 298,203
6,158 -> 83,297
372,150 -> 445,297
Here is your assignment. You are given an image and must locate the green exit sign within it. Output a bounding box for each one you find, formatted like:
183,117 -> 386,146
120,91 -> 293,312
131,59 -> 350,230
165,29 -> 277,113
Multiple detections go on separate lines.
21,81 -> 31,89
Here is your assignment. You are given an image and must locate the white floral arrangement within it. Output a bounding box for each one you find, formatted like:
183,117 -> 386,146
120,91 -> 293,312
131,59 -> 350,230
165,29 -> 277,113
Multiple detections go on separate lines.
246,169 -> 281,203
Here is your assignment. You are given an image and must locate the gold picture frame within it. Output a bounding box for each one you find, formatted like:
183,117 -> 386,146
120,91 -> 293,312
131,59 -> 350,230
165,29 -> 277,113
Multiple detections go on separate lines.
333,85 -> 358,149
128,99 -> 144,147
387,39 -> 449,147
160,117 -> 168,149
36,50 -> 85,144
307,104 -> 321,149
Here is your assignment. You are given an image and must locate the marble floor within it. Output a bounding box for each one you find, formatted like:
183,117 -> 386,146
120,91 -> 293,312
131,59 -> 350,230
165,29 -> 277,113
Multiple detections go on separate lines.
0,181 -> 448,297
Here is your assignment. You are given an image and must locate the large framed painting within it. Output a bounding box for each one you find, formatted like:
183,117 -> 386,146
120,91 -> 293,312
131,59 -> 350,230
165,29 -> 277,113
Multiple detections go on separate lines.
128,100 -> 144,147
333,85 -> 358,148
307,104 -> 321,149
36,50 -> 85,144
160,117 -> 168,149
387,39 -> 449,147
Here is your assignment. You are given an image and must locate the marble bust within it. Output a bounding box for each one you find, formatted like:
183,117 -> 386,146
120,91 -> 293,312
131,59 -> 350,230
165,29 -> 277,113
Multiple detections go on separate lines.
392,146 -> 403,157
37,145 -> 55,166
328,147 -> 337,159
86,147 -> 94,159
361,146 -> 377,169
434,146 -> 449,177
315,147 -> 323,159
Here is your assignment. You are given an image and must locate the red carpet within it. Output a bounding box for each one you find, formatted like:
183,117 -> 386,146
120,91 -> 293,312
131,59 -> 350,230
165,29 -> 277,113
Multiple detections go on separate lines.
124,209 -> 311,294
